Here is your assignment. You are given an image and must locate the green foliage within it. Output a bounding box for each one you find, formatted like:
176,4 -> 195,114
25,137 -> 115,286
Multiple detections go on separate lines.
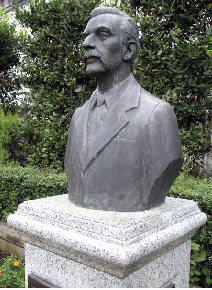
0,164 -> 67,221
14,0 -> 101,170
181,146 -> 195,177
202,268 -> 212,288
190,242 -> 206,284
0,107 -> 19,164
0,9 -> 21,113
0,254 -> 25,288
190,241 -> 212,287
119,0 -> 212,163
169,173 -> 212,287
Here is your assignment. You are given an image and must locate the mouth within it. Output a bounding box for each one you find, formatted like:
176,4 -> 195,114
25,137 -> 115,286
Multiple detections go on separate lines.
84,55 -> 101,65
86,57 -> 99,65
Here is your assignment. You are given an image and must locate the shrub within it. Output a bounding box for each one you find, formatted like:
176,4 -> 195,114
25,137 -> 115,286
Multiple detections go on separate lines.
0,164 -> 67,221
0,254 -> 25,288
169,173 -> 212,287
0,107 -> 19,164
0,9 -> 21,114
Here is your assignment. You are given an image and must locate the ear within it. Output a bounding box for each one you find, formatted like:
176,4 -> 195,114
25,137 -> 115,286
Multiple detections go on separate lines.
123,42 -> 137,62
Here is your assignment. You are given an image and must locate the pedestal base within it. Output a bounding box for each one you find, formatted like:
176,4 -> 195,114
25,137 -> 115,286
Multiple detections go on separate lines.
7,195 -> 207,288
25,240 -> 191,288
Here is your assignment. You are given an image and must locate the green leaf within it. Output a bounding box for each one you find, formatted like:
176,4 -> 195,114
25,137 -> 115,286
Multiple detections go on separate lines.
194,270 -> 201,276
191,243 -> 200,251
206,276 -> 212,285
199,251 -> 206,259
206,26 -> 212,36
157,50 -> 162,56
192,277 -> 200,282
202,268 -> 210,275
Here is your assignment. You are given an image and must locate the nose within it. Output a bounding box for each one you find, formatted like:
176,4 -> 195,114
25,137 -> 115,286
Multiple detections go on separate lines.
82,35 -> 95,50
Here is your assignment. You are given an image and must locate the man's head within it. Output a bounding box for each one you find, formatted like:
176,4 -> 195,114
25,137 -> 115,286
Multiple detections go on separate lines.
82,7 -> 139,79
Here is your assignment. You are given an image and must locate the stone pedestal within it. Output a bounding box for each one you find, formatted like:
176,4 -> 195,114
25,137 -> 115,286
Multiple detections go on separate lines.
7,195 -> 206,288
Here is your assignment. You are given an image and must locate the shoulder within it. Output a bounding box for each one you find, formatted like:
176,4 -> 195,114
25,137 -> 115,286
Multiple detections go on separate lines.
72,99 -> 89,121
140,87 -> 167,106
139,87 -> 175,116
129,75 -> 172,110
72,88 -> 97,119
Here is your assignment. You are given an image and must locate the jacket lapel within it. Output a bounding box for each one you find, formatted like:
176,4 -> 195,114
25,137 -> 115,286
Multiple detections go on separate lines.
83,75 -> 141,172
74,100 -> 90,170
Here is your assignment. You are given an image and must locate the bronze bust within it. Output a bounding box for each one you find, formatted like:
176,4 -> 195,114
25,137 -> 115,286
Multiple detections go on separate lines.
64,7 -> 183,212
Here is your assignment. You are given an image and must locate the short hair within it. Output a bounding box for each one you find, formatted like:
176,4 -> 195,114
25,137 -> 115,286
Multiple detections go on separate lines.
90,7 -> 139,71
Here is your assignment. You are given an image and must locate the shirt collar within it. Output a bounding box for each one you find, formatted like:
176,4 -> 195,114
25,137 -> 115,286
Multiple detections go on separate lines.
91,74 -> 133,111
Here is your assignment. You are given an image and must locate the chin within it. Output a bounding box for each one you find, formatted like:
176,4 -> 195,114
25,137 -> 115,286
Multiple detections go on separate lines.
86,66 -> 105,79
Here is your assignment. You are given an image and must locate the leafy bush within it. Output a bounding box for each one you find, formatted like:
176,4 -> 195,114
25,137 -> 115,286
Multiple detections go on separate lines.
0,254 -> 25,288
0,164 -> 67,221
190,241 -> 210,287
0,9 -> 21,113
169,173 -> 212,287
0,107 -> 19,164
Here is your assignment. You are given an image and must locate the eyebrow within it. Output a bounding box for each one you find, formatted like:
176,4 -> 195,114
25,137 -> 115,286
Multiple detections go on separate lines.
83,25 -> 113,37
96,26 -> 113,36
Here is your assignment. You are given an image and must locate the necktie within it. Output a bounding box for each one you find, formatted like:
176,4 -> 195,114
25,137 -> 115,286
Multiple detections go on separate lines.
96,94 -> 105,107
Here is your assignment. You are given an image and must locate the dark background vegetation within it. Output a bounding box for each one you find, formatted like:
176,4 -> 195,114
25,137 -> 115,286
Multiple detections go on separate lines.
0,10 -> 21,113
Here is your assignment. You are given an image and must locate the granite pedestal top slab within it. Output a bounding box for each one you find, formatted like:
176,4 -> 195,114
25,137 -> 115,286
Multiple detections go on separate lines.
7,195 -> 207,278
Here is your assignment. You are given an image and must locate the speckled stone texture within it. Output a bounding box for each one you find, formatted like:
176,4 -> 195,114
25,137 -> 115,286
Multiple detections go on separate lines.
7,195 -> 207,288
24,241 -> 190,288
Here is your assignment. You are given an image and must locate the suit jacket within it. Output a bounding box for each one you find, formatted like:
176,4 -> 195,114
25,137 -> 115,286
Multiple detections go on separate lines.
64,75 -> 183,212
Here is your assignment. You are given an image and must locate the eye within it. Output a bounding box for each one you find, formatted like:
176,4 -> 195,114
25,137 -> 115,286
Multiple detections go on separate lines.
98,32 -> 110,40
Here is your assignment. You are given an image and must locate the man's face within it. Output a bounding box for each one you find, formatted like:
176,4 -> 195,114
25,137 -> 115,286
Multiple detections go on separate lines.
82,14 -> 125,78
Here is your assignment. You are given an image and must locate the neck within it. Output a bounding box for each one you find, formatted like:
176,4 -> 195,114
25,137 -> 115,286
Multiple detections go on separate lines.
96,64 -> 131,94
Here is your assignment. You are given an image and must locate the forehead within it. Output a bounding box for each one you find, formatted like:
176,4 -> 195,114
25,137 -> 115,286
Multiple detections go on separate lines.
85,14 -> 123,34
